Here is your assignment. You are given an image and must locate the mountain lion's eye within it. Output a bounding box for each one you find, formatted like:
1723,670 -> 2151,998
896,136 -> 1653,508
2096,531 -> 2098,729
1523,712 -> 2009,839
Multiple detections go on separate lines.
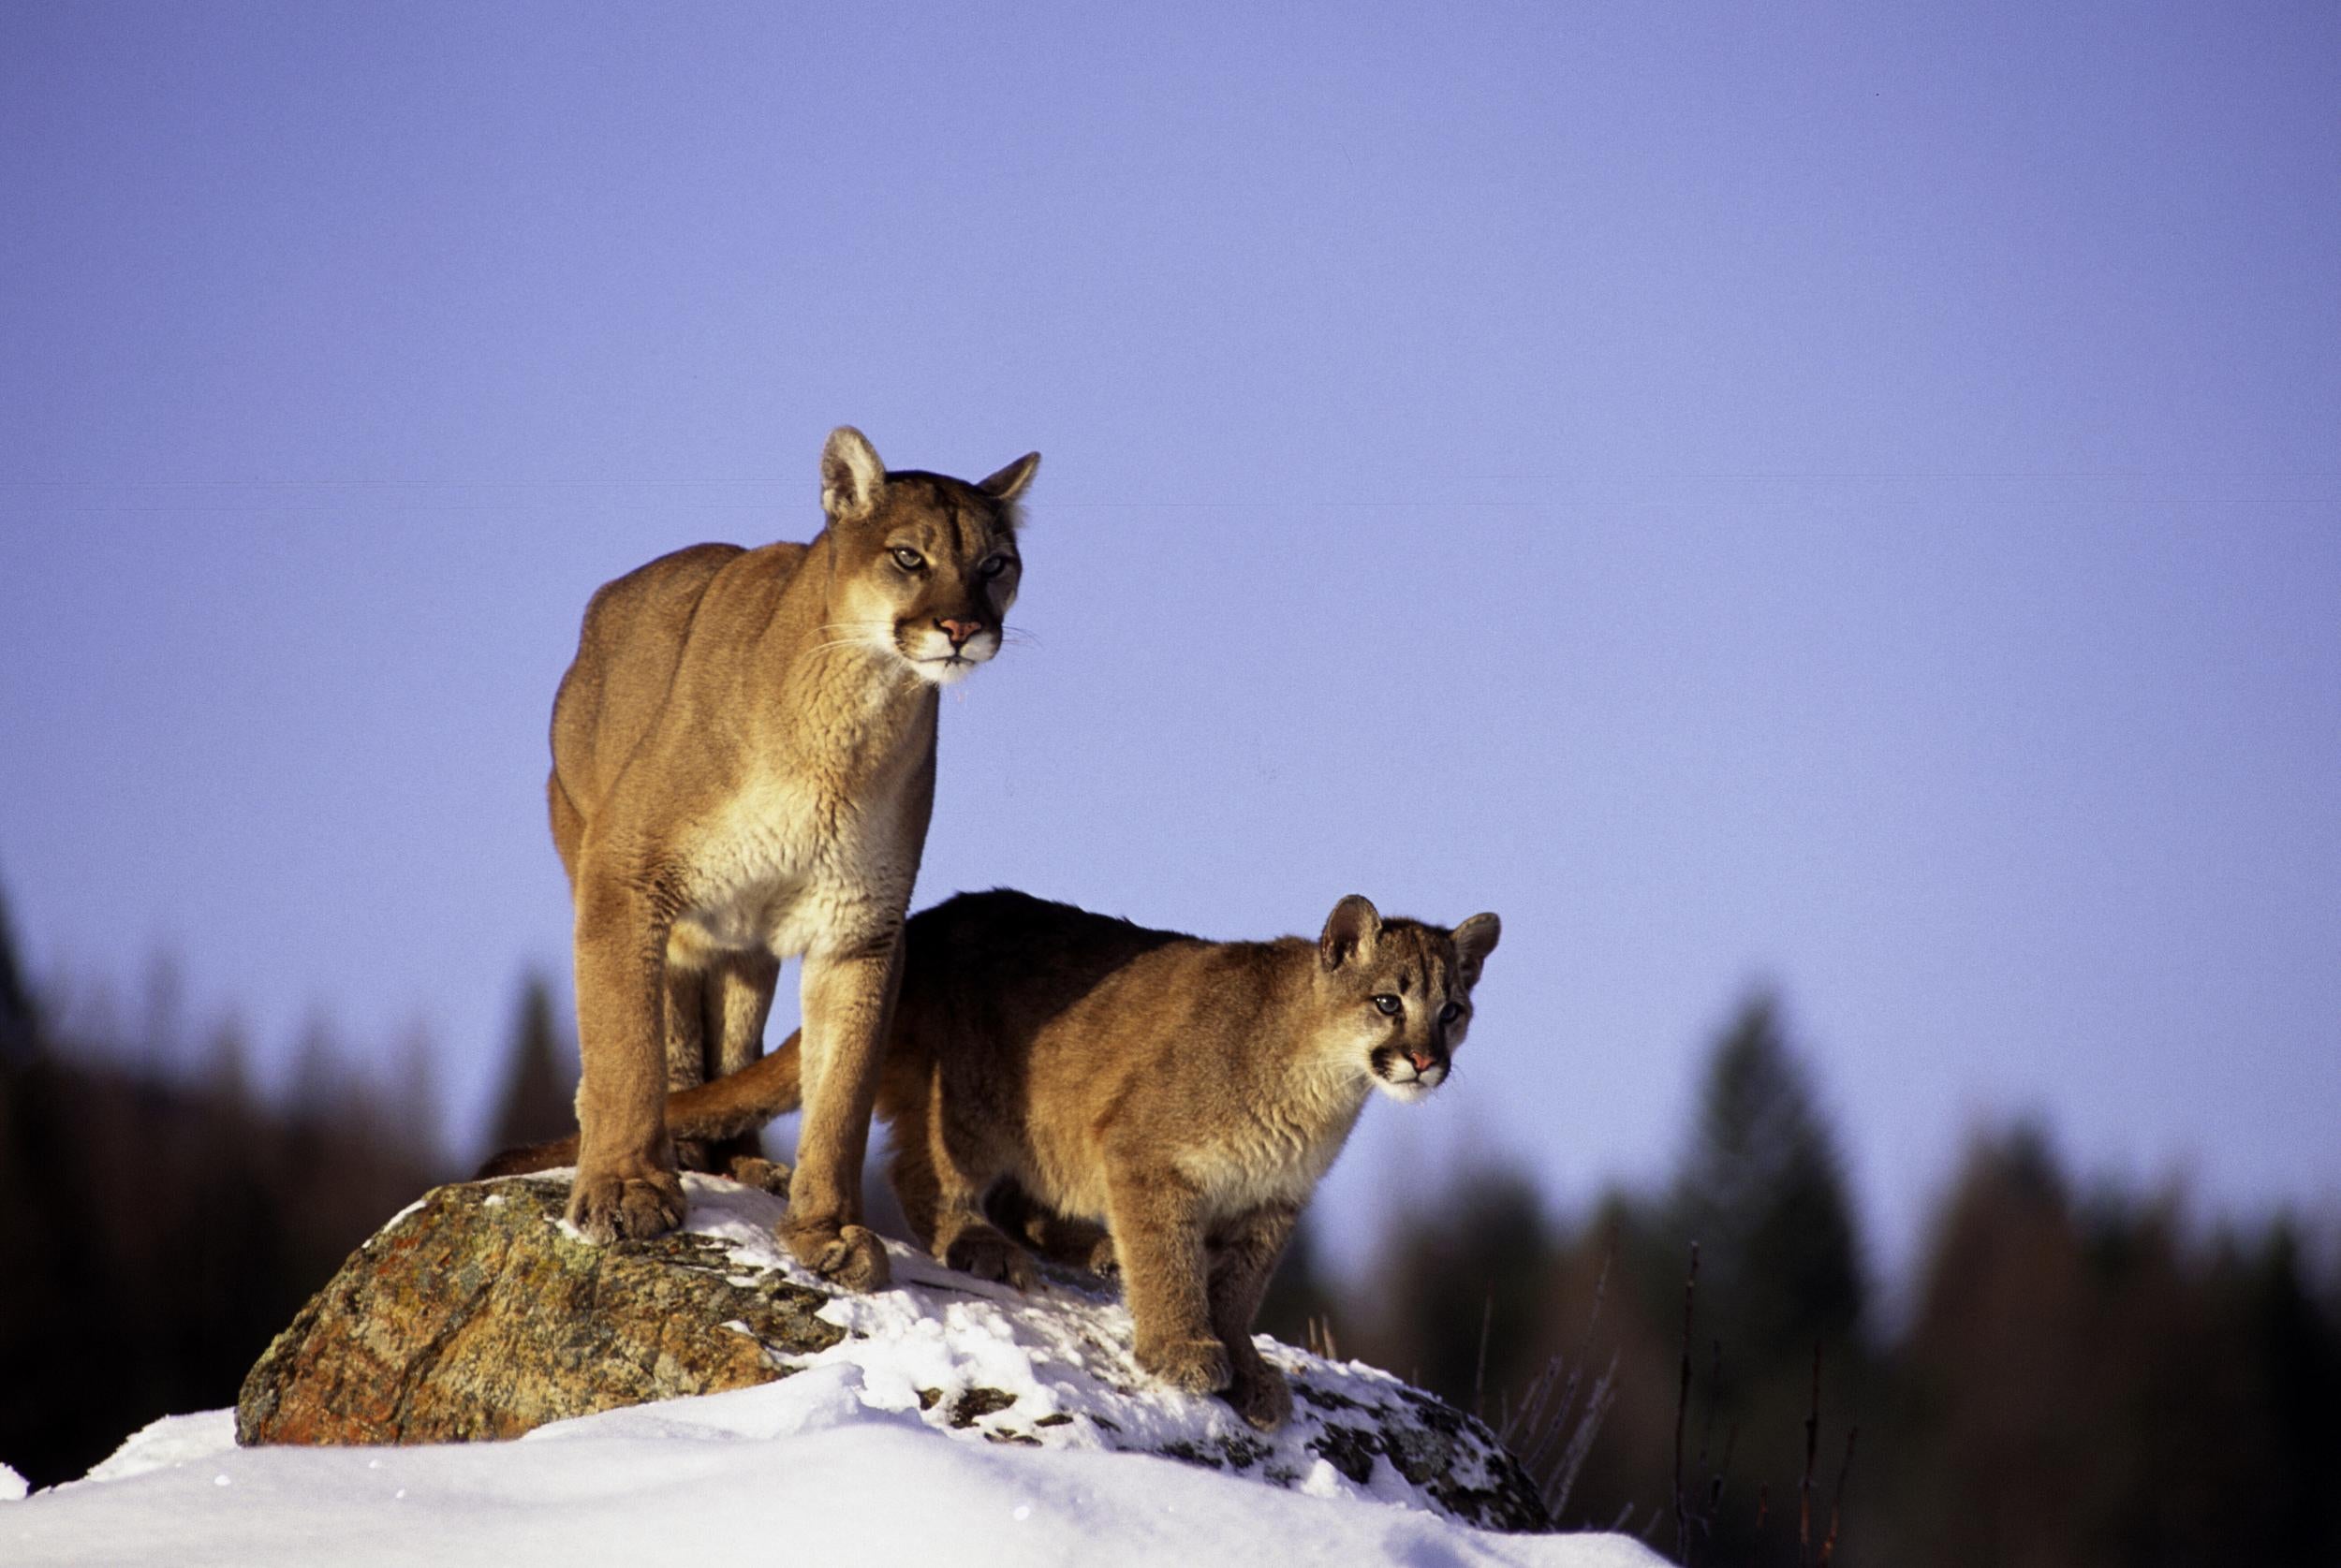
1439,1002 -> 1463,1024
891,547 -> 925,571
978,555 -> 1013,579
1373,994 -> 1402,1017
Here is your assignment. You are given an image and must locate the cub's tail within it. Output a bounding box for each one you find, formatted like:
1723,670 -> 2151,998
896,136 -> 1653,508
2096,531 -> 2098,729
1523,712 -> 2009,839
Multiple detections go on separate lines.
473,1030 -> 808,1178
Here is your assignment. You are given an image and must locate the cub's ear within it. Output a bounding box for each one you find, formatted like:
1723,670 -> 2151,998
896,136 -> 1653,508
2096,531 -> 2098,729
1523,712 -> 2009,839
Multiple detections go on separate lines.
1451,913 -> 1501,984
979,451 -> 1041,505
820,426 -> 888,522
1319,895 -> 1382,972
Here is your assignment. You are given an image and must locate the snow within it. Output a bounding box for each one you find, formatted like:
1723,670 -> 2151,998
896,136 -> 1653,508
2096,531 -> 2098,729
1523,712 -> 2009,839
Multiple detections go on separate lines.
7,1406 -> 1665,1568
4,1175 -> 1670,1568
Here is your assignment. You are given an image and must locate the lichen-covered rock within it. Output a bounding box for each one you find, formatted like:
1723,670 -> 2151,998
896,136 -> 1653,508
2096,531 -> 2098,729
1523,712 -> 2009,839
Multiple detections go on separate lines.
238,1173 -> 1551,1533
236,1180 -> 841,1444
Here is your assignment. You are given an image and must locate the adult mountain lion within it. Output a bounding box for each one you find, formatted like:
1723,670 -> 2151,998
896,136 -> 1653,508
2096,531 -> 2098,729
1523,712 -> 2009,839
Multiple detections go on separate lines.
485,888 -> 1501,1429
548,427 -> 1038,1291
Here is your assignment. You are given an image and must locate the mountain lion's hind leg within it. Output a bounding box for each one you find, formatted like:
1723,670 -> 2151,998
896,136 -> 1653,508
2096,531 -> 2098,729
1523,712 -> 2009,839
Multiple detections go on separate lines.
918,1097 -> 1035,1290
662,960 -> 715,1173
987,1184 -> 1117,1277
707,951 -> 786,1193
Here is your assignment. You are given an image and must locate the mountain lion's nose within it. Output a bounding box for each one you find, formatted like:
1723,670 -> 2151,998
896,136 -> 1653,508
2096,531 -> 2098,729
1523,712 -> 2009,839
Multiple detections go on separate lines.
1407,1049 -> 1437,1074
937,618 -> 984,647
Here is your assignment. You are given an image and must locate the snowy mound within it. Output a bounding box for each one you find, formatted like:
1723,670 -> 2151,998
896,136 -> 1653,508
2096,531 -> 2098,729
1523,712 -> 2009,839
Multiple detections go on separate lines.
237,1174 -> 1546,1529
12,1400 -> 1667,1568
4,1175 -> 1671,1568
603,1176 -> 1530,1516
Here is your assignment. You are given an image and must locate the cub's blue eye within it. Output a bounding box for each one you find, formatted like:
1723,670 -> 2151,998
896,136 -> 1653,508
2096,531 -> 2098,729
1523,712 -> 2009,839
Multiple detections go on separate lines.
1373,994 -> 1402,1017
1439,1003 -> 1463,1024
891,547 -> 925,571
979,555 -> 1013,579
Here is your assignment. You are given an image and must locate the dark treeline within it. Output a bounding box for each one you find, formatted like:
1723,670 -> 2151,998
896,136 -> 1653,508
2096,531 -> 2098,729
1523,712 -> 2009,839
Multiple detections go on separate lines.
1259,996 -> 2341,1566
0,885 -> 570,1488
4,878 -> 2336,1563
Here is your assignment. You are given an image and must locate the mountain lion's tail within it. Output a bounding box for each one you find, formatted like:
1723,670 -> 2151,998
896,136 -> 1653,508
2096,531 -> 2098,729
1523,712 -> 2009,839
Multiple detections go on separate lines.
474,1029 -> 807,1178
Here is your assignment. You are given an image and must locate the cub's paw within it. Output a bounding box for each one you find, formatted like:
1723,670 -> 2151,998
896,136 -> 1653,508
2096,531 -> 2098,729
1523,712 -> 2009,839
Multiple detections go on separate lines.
567,1166 -> 686,1244
1136,1336 -> 1233,1395
786,1220 -> 892,1292
1226,1358 -> 1293,1432
944,1227 -> 1038,1292
724,1154 -> 793,1195
1015,1210 -> 1116,1278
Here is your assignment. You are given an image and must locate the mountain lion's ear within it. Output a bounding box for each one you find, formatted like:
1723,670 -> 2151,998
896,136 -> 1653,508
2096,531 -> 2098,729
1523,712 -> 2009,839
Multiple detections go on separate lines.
979,451 -> 1040,505
820,426 -> 888,522
1451,913 -> 1501,984
1319,895 -> 1381,972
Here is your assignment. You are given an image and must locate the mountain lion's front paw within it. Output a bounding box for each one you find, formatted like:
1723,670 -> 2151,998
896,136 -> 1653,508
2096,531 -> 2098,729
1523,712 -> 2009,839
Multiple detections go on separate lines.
1137,1336 -> 1233,1394
567,1165 -> 685,1243
786,1219 -> 891,1292
1226,1358 -> 1293,1431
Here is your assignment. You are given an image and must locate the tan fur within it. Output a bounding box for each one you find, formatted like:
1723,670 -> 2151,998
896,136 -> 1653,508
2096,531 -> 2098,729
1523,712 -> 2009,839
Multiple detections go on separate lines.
485,888 -> 1501,1429
546,426 -> 1039,1289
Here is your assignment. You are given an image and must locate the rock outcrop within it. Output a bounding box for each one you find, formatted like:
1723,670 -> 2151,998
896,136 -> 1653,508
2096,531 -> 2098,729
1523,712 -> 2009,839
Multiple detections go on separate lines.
238,1174 -> 1552,1532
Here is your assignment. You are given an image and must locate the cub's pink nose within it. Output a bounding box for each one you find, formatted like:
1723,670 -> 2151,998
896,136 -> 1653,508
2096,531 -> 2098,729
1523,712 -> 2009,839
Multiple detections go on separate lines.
1407,1050 -> 1437,1074
937,618 -> 985,647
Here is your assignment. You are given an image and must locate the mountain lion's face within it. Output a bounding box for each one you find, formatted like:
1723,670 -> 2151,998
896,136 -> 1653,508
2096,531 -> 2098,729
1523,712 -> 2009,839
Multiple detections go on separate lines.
819,431 -> 1040,687
838,475 -> 1024,685
1318,900 -> 1503,1104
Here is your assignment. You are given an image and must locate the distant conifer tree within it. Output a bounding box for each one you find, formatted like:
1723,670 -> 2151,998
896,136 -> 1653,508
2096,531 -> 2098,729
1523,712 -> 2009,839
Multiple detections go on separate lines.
1666,993 -> 1865,1368
0,878 -> 39,1063
390,1018 -> 448,1173
489,971 -> 577,1153
1642,994 -> 1869,1563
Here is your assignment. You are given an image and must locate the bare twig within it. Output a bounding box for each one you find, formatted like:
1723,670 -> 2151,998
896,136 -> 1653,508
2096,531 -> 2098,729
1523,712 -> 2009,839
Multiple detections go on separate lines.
1584,1249 -> 1613,1344
1672,1242 -> 1700,1564
1693,1333 -> 1732,1530
1818,1427 -> 1858,1568
1798,1341 -> 1821,1568
1473,1294 -> 1494,1421
1515,1357 -> 1569,1472
1498,1357 -> 1545,1448
1304,1313 -> 1341,1362
1492,1246 -> 1618,1528
1548,1350 -> 1617,1520
1697,1338 -> 1720,1469
1705,1420 -> 1737,1521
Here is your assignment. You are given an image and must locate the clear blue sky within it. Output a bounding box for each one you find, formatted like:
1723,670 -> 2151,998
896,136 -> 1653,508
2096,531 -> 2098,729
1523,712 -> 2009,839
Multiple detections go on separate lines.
5,2 -> 2336,1286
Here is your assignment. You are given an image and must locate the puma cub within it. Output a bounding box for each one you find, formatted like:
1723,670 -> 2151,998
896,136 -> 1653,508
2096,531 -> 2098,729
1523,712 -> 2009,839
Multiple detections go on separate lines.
487,888 -> 1500,1429
548,427 -> 1038,1291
